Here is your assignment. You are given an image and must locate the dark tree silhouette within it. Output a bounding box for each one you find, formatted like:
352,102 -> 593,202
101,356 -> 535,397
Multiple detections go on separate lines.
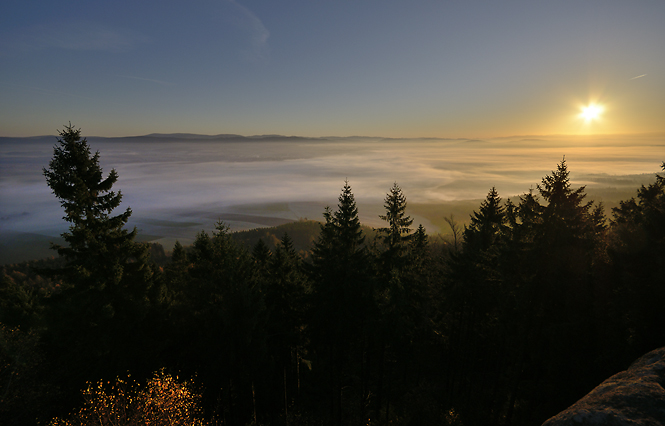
503,159 -> 607,423
43,124 -> 152,288
308,181 -> 370,426
41,124 -> 156,415
443,187 -> 510,425
182,223 -> 265,425
463,187 -> 507,252
609,162 -> 665,354
378,182 -> 414,258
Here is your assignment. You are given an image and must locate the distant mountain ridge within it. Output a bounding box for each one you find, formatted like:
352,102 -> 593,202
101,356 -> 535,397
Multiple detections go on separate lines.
140,133 -> 319,141
0,133 -> 462,143
2,131 -> 663,142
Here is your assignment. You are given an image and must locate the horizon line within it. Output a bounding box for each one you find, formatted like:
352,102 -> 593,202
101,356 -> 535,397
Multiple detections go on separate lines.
2,130 -> 665,140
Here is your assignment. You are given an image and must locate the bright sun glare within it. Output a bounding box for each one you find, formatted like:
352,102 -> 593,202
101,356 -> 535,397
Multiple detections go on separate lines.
580,104 -> 604,122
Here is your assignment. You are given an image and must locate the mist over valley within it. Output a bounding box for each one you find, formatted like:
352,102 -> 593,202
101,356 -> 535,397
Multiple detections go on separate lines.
1,132 -> 662,263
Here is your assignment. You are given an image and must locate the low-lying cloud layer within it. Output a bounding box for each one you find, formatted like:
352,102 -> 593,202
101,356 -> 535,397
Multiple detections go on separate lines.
1,133 -> 662,248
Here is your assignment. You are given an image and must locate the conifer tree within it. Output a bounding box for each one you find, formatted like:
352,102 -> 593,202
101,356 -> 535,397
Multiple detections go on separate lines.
378,182 -> 413,256
43,124 -> 151,290
411,224 -> 429,263
375,182 -> 416,298
502,159 -> 606,422
266,233 -> 308,350
161,241 -> 191,308
41,124 -> 155,404
463,186 -> 507,253
443,187 -> 510,422
263,233 -> 309,414
609,162 -> 665,353
180,223 -> 265,424
252,238 -> 272,266
309,181 -> 368,325
537,158 -> 596,248
43,124 -> 153,310
334,181 -> 366,253
308,181 -> 369,426
309,181 -> 367,287
373,183 -> 421,420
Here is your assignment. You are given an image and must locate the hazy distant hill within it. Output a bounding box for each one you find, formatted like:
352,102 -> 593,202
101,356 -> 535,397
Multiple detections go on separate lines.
140,133 -> 319,142
0,230 -> 164,265
230,219 -> 379,256
0,133 -> 384,144
229,219 -> 322,254
1,219 -> 383,265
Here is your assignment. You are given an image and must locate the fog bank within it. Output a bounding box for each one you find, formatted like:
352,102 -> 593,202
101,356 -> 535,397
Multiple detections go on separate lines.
1,133 -> 662,254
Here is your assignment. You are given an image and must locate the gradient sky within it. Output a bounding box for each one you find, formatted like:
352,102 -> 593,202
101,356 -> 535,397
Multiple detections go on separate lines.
1,0 -> 664,138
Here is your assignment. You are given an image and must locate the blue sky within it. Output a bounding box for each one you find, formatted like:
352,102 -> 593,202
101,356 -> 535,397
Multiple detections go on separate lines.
1,0 -> 664,137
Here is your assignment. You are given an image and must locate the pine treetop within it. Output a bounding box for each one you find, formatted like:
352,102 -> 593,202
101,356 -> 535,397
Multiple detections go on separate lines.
378,182 -> 413,249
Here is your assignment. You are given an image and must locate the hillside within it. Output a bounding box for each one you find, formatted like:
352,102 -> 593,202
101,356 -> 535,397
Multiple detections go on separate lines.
229,219 -> 380,256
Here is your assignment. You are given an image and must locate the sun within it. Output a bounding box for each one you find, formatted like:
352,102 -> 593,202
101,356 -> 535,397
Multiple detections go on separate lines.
580,104 -> 604,122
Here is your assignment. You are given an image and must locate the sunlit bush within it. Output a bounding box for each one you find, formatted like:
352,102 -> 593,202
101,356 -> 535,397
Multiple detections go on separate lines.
49,370 -> 207,426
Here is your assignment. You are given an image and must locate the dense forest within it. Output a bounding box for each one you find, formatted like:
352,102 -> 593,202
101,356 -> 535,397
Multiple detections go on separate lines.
1,125 -> 664,426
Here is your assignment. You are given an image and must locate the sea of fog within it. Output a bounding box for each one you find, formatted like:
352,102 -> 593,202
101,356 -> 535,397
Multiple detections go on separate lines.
1,133 -> 663,262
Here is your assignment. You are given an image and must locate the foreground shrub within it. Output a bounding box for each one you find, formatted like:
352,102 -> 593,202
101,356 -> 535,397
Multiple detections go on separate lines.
49,370 -> 207,426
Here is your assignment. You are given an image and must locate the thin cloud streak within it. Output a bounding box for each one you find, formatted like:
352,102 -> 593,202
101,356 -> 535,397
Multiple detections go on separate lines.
629,74 -> 646,80
227,0 -> 270,61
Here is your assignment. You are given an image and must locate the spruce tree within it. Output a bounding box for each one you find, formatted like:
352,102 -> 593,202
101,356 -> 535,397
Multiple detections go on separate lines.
537,158 -> 596,248
503,159 -> 606,422
378,182 -> 413,255
375,182 -> 415,310
374,183 -> 421,420
443,188 -> 510,421
252,238 -> 273,266
43,123 -> 151,291
310,181 -> 367,286
41,124 -> 155,407
463,186 -> 507,253
334,180 -> 366,253
308,181 -> 369,426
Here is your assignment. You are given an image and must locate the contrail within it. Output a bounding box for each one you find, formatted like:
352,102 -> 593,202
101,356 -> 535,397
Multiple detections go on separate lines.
629,74 -> 646,80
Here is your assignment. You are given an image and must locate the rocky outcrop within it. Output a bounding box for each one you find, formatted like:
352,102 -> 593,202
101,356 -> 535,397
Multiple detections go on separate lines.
542,347 -> 665,426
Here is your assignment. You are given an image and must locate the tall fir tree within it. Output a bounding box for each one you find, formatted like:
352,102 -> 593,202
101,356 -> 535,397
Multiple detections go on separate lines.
309,181 -> 367,290
41,124 -> 155,410
463,186 -> 507,253
502,159 -> 607,423
443,187 -> 510,424
43,124 -> 151,291
378,182 -> 414,256
308,181 -> 370,426
537,158 -> 598,248
373,183 -> 420,421
42,124 -> 153,317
